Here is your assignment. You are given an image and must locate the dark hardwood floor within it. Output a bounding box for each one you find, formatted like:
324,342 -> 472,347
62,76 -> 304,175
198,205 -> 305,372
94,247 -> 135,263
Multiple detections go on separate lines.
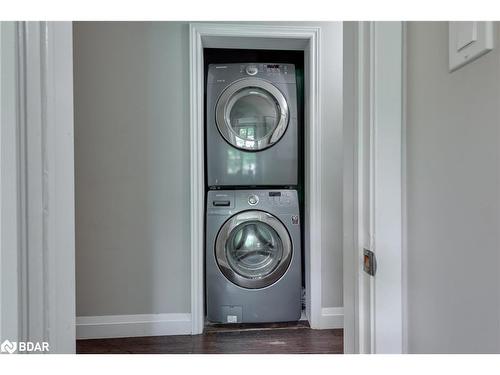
76,321 -> 343,354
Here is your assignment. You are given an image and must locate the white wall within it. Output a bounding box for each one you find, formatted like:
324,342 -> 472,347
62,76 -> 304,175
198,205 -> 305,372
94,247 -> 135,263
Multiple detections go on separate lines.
406,21 -> 500,353
74,22 -> 342,320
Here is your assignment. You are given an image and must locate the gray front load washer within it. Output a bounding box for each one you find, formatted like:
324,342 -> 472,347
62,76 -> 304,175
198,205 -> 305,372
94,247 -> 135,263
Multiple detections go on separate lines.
206,63 -> 298,187
206,189 -> 302,323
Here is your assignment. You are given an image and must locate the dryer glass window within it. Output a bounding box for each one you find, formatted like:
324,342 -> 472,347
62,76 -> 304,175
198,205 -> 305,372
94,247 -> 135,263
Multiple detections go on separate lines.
216,78 -> 289,152
225,220 -> 284,279
227,87 -> 280,142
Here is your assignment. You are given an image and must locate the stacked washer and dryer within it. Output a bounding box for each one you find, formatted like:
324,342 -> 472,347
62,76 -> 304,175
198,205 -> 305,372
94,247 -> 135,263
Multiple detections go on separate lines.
206,62 -> 302,324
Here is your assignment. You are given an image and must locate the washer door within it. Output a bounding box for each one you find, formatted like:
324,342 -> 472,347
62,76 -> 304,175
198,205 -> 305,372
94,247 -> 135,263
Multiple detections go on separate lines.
215,210 -> 293,289
215,78 -> 289,151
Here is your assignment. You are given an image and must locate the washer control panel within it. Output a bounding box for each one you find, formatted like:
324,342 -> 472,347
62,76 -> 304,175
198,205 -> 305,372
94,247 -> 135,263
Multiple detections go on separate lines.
210,192 -> 235,209
242,191 -> 294,207
208,190 -> 298,215
267,191 -> 293,206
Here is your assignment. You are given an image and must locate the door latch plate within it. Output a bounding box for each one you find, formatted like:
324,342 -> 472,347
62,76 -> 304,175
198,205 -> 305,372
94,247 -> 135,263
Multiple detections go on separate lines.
363,249 -> 377,276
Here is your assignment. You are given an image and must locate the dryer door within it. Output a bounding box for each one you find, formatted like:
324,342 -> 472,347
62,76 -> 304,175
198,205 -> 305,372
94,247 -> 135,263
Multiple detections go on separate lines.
215,78 -> 289,151
215,210 -> 293,289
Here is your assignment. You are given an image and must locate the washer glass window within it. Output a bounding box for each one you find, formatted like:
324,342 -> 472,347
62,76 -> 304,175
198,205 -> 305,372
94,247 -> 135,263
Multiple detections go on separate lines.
225,220 -> 283,279
215,210 -> 293,289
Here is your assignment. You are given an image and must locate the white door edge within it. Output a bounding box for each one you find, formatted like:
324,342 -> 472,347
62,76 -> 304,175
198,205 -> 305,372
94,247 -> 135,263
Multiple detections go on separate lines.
5,21 -> 75,353
344,21 -> 405,354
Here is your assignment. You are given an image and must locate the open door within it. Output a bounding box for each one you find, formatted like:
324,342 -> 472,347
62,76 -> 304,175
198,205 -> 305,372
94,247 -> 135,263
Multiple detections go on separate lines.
344,21 -> 404,354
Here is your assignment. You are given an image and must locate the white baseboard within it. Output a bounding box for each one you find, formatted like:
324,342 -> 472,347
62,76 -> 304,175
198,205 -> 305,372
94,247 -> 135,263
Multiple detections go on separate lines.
319,307 -> 344,329
76,308 -> 341,339
76,313 -> 192,339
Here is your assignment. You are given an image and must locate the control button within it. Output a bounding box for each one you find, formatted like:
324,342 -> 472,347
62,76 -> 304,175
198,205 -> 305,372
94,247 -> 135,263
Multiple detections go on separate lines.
248,194 -> 259,205
246,66 -> 258,75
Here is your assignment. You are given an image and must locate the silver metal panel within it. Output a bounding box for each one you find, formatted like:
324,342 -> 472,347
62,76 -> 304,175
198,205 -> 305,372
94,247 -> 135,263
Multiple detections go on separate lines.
206,190 -> 302,323
206,63 -> 298,187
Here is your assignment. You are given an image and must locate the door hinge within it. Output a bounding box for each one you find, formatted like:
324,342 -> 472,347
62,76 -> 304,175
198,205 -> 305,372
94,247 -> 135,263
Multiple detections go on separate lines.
363,248 -> 377,276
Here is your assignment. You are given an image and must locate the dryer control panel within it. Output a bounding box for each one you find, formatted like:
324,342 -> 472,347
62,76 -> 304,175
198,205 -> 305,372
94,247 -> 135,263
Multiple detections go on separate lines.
243,64 -> 289,76
207,63 -> 296,85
